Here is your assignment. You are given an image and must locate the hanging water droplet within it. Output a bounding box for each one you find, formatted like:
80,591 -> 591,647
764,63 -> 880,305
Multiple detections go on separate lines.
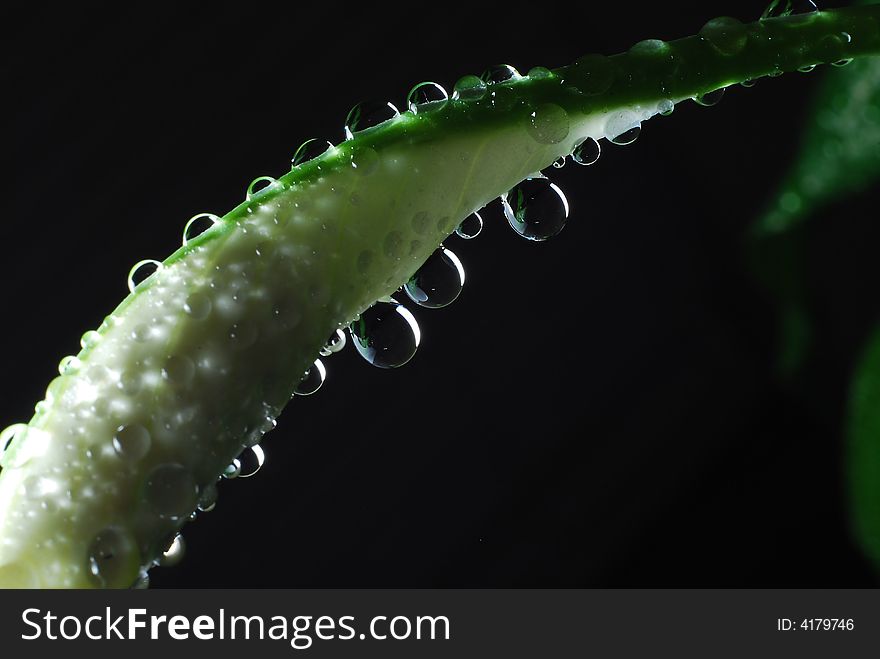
694,88 -> 725,107
294,359 -> 326,395
222,459 -> 241,480
452,75 -> 488,101
87,526 -> 137,588
571,137 -> 601,165
183,292 -> 212,320
571,54 -> 614,95
159,534 -> 185,567
131,570 -> 150,589
246,176 -> 277,200
455,212 -> 483,240
480,64 -> 521,84
699,17 -> 748,56
526,103 -> 570,145
319,329 -> 347,357
292,139 -> 334,167
658,99 -> 675,116
406,82 -> 449,114
236,444 -> 265,479
128,260 -> 163,294
344,100 -> 400,139
832,58 -> 853,67
761,0 -> 818,19
527,66 -> 553,79
144,463 -> 198,519
113,424 -> 151,463
58,355 -> 81,376
606,110 -> 642,145
503,177 -> 570,241
80,330 -> 101,350
404,247 -> 465,309
197,483 -> 218,512
350,301 -> 420,369
741,78 -> 757,88
182,213 -> 220,246
798,64 -> 817,73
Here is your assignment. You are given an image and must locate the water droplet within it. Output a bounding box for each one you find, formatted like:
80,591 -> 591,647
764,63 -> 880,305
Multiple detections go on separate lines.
236,445 -> 265,478
798,64 -> 817,72
629,39 -> 671,57
162,355 -> 195,387
183,292 -> 211,320
131,324 -> 152,342
658,99 -> 675,116
527,66 -> 553,79
292,138 -> 333,167
526,103 -> 570,145
113,424 -> 151,462
182,213 -> 221,246
741,78 -> 757,88
246,176 -> 277,200
694,88 -> 725,107
87,526 -> 137,588
118,370 -> 142,396
144,463 -> 198,519
128,260 -> 163,294
345,100 -> 399,139
404,246 -> 465,309
452,75 -> 488,101
197,483 -> 218,512
350,301 -> 420,369
1,423 -> 27,457
319,329 -> 347,356
699,17 -> 748,56
356,250 -> 374,275
571,137 -> 601,165
80,330 -> 101,350
761,0 -> 818,19
384,230 -> 405,260
58,355 -> 81,376
351,146 -> 379,175
131,570 -> 150,589
503,177 -> 570,241
222,460 -> 241,479
228,321 -> 257,350
407,82 -> 448,114
832,58 -> 853,67
571,54 -> 614,95
455,212 -> 483,240
294,359 -> 326,395
552,157 -> 566,169
480,64 -> 521,84
159,534 -> 185,567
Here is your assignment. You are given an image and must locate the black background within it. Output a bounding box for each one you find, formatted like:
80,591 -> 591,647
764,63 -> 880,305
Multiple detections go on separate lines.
2,1 -> 879,587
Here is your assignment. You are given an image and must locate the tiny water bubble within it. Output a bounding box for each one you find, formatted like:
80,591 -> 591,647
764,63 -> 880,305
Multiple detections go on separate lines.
182,213 -> 220,246
503,177 -> 570,241
350,301 -> 420,369
452,75 -> 488,101
407,82 -> 449,114
319,329 -> 347,356
572,137 -> 601,165
246,176 -> 277,200
294,359 -> 326,395
455,212 -> 483,240
128,260 -> 163,294
292,139 -> 333,167
480,64 -> 522,84
345,100 -> 400,139
694,88 -> 725,107
404,246 -> 465,309
236,445 -> 265,479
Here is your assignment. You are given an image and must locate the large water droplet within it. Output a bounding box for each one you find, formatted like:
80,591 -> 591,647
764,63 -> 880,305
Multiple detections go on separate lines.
222,460 -> 241,480
456,212 -> 483,240
319,329 -> 347,357
404,246 -> 465,309
87,526 -> 137,588
294,359 -> 326,395
236,444 -> 265,479
292,139 -> 333,167
197,483 -> 218,512
452,75 -> 488,101
80,330 -> 101,350
182,213 -> 221,246
480,64 -> 521,84
128,260 -> 163,294
503,177 -> 570,241
407,82 -> 449,114
699,17 -> 748,56
144,463 -> 198,520
694,88 -> 725,107
350,301 -> 420,369
606,111 -> 641,145
158,534 -> 185,567
0,424 -> 27,458
526,103 -> 570,145
246,176 -> 277,200
345,101 -> 400,139
658,99 -> 675,116
58,355 -> 81,376
113,424 -> 151,463
572,137 -> 601,165
761,0 -> 818,19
